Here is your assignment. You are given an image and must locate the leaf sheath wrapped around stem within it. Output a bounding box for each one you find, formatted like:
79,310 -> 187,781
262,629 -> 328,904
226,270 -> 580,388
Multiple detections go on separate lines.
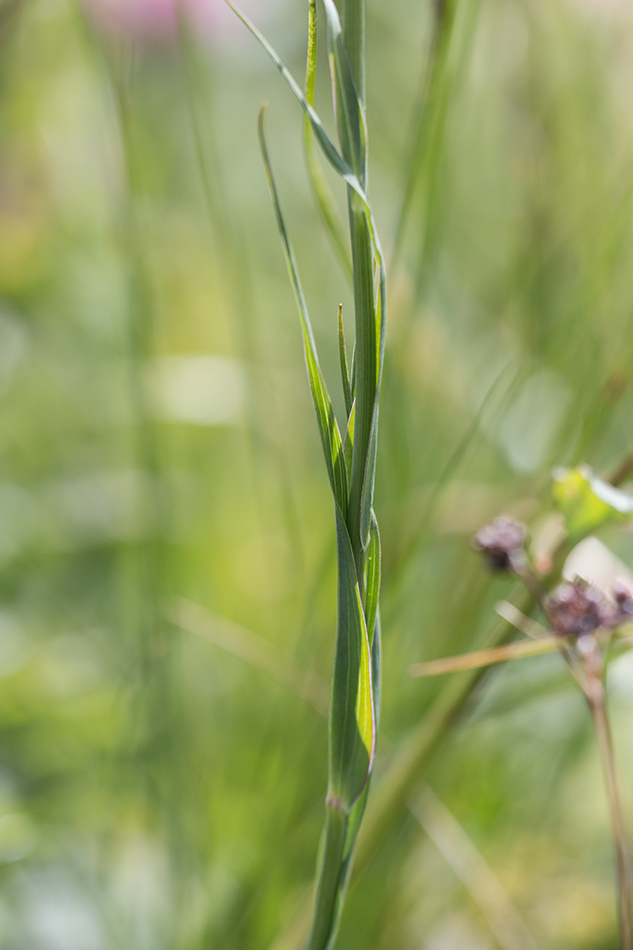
230,1 -> 384,944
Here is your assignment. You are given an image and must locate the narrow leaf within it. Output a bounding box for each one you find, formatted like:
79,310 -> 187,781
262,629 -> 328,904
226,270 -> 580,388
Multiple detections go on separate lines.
359,397 -> 380,547
308,804 -> 348,950
259,108 -> 348,513
225,0 -> 354,184
364,511 -> 380,650
343,399 -> 355,480
338,303 -> 353,418
223,3 -> 388,460
321,0 -> 367,183
350,341 -> 356,399
304,0 -> 352,278
329,504 -> 376,808
371,608 -> 381,725
224,0 -> 386,313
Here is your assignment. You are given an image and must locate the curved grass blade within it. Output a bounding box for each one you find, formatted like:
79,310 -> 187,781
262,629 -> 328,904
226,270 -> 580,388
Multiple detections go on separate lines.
224,0 -> 387,402
259,108 -> 348,514
304,0 -> 352,278
223,0 -> 386,295
229,7 -> 386,946
225,0 -> 352,183
319,0 -> 386,552
228,0 -> 387,553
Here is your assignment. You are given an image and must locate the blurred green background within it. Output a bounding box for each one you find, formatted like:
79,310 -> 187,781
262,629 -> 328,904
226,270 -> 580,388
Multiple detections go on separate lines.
1,0 -> 633,947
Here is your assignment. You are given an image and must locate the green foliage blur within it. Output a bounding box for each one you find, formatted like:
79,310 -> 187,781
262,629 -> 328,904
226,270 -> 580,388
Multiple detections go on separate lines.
1,0 -> 633,947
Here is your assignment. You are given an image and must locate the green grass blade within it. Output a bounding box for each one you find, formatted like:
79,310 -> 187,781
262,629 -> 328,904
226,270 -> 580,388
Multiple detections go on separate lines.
231,8 -> 385,947
223,0 -> 379,231
307,506 -> 376,950
340,0 -> 365,103
228,0 -> 387,552
350,341 -> 356,398
304,0 -> 352,278
343,399 -> 355,480
357,230 -> 387,548
338,303 -> 353,418
357,212 -> 387,547
224,0 -> 387,324
307,803 -> 348,950
346,205 -> 377,554
392,0 -> 457,264
322,0 -> 367,184
329,503 -> 376,809
364,512 -> 380,650
225,0 -> 352,183
371,609 -> 381,725
317,0 -> 386,556
259,108 -> 348,514
359,397 -> 379,546
308,777 -> 372,950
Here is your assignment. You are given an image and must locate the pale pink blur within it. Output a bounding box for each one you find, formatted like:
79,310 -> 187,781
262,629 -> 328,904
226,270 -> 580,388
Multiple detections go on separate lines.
83,0 -> 268,42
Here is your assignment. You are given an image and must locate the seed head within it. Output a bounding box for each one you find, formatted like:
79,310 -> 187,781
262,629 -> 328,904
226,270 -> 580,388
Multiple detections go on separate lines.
472,516 -> 528,572
546,579 -> 610,638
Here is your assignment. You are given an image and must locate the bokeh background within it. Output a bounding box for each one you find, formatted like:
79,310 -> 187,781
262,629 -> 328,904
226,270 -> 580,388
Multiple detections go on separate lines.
1,0 -> 633,947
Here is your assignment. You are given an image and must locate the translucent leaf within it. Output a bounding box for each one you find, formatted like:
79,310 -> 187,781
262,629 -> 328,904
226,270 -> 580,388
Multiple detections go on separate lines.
553,465 -> 633,537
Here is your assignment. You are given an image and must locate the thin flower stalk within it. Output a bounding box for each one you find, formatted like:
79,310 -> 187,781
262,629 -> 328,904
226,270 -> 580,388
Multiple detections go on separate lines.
588,681 -> 633,950
470,499 -> 633,950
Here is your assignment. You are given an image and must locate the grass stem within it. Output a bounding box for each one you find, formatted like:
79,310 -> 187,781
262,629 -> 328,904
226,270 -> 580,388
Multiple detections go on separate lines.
587,685 -> 633,950
307,804 -> 349,950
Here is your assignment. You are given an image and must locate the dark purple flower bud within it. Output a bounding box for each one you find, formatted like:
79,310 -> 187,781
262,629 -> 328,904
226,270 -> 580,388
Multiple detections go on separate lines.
546,579 -> 611,638
472,516 -> 528,572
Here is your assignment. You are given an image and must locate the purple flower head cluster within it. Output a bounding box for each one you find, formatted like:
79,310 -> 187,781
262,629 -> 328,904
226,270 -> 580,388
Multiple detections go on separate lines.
472,516 -> 527,573
546,577 -> 633,639
546,580 -> 609,638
